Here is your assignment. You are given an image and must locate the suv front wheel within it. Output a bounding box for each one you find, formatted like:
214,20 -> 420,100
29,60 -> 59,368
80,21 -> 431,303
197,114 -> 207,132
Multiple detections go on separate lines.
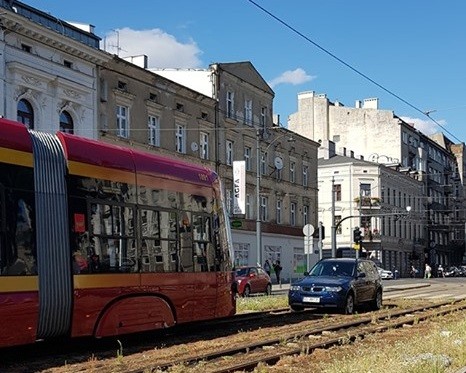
372,289 -> 382,310
342,293 -> 355,314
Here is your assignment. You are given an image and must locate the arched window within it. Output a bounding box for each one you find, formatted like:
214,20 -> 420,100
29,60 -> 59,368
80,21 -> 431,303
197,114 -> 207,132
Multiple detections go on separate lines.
59,111 -> 74,134
17,99 -> 34,129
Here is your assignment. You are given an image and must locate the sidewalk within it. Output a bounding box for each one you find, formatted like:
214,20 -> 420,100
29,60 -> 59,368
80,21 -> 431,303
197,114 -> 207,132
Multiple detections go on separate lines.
272,281 -> 430,294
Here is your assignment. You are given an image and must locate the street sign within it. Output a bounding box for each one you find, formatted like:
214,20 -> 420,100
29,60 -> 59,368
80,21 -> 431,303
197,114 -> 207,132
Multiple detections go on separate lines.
303,224 -> 315,237
231,220 -> 242,228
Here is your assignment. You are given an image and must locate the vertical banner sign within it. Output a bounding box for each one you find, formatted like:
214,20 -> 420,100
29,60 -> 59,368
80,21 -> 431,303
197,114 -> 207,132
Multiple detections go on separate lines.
233,160 -> 246,215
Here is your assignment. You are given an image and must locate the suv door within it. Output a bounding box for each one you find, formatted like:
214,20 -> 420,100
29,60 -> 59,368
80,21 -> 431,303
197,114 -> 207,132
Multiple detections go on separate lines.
356,261 -> 374,302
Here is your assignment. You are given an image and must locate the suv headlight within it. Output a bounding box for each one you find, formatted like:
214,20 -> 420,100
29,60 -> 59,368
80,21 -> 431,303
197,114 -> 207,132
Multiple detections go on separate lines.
290,285 -> 301,291
324,286 -> 342,292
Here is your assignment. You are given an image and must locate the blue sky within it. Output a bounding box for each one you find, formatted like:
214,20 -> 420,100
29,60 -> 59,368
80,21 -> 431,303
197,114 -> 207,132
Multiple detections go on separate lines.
27,0 -> 466,142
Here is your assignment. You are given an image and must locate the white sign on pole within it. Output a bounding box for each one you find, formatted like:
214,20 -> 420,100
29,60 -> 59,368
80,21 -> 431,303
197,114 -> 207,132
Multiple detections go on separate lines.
233,160 -> 246,214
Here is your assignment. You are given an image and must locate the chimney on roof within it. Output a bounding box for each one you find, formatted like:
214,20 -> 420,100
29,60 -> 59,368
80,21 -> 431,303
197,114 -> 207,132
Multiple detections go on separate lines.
318,140 -> 336,160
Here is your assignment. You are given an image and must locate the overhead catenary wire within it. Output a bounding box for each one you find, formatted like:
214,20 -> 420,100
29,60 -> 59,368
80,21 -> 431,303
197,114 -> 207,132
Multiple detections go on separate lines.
247,0 -> 463,144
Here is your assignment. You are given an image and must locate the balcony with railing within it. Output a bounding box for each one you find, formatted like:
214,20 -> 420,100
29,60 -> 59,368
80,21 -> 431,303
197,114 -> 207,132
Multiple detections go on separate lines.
354,196 -> 381,209
363,228 -> 381,242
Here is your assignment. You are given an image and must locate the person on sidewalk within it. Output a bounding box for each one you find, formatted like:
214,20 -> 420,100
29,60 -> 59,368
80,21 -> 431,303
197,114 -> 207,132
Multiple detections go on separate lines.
437,264 -> 445,278
424,263 -> 432,279
273,260 -> 282,285
263,259 -> 271,277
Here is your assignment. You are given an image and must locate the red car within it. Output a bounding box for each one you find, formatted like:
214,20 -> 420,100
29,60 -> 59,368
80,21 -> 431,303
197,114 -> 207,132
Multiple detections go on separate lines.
234,266 -> 272,297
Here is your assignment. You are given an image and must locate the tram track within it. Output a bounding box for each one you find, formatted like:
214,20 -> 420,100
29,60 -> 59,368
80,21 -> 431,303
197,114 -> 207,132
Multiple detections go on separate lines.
122,299 -> 466,373
2,295 -> 464,372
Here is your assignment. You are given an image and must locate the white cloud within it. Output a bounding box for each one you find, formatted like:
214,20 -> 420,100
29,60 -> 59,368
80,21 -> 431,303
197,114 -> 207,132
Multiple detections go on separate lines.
268,68 -> 315,88
103,27 -> 203,68
400,116 -> 446,136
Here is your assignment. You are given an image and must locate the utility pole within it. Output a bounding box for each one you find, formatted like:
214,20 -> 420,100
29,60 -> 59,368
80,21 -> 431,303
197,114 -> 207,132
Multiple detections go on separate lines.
356,184 -> 362,259
255,129 -> 262,266
331,176 -> 336,258
318,221 -> 323,260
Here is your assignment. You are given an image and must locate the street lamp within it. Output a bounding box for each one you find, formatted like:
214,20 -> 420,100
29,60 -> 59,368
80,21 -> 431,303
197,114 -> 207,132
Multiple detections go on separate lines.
255,128 -> 294,266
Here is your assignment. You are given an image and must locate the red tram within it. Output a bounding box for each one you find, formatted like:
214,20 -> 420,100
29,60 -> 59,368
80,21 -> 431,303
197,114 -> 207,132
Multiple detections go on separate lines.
0,118 -> 236,348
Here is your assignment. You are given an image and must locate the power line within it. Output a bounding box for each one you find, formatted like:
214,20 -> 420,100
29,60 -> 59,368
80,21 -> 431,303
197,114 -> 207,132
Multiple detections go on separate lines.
247,0 -> 463,143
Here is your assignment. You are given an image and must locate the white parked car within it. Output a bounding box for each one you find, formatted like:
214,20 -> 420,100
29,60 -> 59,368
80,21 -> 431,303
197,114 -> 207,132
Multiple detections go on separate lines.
377,267 -> 394,280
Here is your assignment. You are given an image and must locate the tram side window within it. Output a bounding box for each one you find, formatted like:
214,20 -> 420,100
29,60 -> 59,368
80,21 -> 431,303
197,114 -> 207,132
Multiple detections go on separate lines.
86,202 -> 137,273
0,164 -> 37,276
179,211 -> 194,272
193,214 -> 214,272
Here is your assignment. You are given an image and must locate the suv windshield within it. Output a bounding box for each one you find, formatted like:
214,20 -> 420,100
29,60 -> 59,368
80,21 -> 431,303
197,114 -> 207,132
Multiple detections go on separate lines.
309,261 -> 355,277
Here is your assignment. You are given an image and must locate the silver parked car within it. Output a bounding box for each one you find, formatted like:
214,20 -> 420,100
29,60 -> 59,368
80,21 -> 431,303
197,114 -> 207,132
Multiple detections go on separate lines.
377,267 -> 394,280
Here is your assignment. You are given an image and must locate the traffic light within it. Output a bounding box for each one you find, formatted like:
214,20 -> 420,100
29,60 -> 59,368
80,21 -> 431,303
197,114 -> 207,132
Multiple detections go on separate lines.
353,227 -> 362,243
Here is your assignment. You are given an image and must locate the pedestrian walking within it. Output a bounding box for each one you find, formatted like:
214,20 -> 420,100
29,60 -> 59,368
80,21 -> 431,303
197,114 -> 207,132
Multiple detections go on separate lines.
424,263 -> 432,279
273,260 -> 282,285
437,264 -> 445,278
263,259 -> 271,277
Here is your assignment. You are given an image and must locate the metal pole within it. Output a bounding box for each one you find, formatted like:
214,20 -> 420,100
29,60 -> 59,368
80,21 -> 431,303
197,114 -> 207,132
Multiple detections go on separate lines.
356,184 -> 362,259
331,177 -> 336,258
256,129 -> 261,266
318,221 -> 323,260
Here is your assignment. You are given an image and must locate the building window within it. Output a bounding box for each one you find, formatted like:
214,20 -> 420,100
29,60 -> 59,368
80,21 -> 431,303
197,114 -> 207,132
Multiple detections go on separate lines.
200,132 -> 209,159
302,165 -> 309,187
276,166 -> 282,181
17,99 -> 34,129
226,91 -> 234,119
226,140 -> 233,165
21,43 -> 32,53
116,105 -> 129,138
334,184 -> 342,202
233,243 -> 250,267
246,194 -> 251,219
244,146 -> 252,171
260,196 -> 268,221
176,103 -> 184,112
290,161 -> 296,183
244,99 -> 252,125
148,115 -> 160,146
276,199 -> 282,224
260,152 -> 267,175
260,106 -> 267,128
290,202 -> 297,226
59,110 -> 74,134
303,205 -> 309,225
63,60 -> 73,68
117,81 -> 128,91
175,124 -> 186,153
360,183 -> 371,197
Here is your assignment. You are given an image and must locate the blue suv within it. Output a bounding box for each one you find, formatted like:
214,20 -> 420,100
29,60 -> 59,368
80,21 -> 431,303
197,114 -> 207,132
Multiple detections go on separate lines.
288,258 -> 383,314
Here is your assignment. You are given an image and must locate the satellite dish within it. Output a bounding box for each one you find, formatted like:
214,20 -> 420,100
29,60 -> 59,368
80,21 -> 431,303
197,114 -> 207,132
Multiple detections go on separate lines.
191,142 -> 199,152
274,156 -> 283,170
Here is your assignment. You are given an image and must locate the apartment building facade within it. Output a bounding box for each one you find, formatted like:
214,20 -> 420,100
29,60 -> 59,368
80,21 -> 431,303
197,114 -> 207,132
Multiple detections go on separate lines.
0,0 -> 108,136
290,91 -> 466,267
1,1 -> 321,281
154,64 -> 321,280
